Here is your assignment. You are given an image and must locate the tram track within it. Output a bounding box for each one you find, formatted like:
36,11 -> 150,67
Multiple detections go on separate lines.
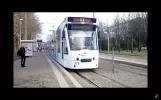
100,59 -> 147,77
100,58 -> 147,70
74,70 -> 100,88
88,69 -> 130,88
46,52 -> 146,88
74,69 -> 129,88
72,60 -> 147,88
112,66 -> 147,77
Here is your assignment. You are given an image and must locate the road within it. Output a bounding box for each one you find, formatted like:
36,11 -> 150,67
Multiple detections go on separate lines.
14,52 -> 147,88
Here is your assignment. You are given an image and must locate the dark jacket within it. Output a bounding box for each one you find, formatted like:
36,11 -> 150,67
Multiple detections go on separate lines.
19,47 -> 26,57
17,49 -> 21,56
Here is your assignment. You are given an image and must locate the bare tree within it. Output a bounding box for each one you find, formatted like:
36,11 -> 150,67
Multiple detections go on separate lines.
119,17 -> 126,50
105,19 -> 110,52
128,13 -> 134,53
133,13 -> 142,52
13,12 -> 42,52
113,15 -> 121,52
98,21 -> 107,39
98,21 -> 106,50
97,12 -> 147,53
14,12 -> 23,52
27,13 -> 42,39
141,12 -> 148,49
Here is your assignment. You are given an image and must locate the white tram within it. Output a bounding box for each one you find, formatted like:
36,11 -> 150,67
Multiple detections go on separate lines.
46,17 -> 100,69
21,40 -> 34,57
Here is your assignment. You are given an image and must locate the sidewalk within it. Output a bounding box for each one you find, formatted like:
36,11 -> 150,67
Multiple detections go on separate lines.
13,53 -> 18,61
99,53 -> 147,68
14,52 -> 60,88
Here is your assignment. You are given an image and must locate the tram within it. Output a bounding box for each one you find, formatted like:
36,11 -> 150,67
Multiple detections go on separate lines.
46,17 -> 100,69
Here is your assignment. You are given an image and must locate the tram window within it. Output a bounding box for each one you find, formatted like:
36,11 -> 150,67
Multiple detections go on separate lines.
66,47 -> 68,54
58,42 -> 60,53
62,30 -> 65,39
57,28 -> 61,53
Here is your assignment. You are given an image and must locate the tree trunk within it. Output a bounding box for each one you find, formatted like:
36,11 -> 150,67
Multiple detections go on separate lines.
127,38 -> 129,52
138,33 -> 140,52
131,34 -> 133,53
118,38 -> 120,52
138,39 -> 141,52
146,38 -> 148,50
115,39 -> 117,51
138,39 -> 139,52
139,43 -> 141,51
118,24 -> 120,52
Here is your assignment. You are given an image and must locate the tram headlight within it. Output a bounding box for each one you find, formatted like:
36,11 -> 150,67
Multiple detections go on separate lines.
93,57 -> 95,60
76,58 -> 79,60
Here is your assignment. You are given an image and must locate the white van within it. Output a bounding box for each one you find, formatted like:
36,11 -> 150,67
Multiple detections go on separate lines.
21,40 -> 34,57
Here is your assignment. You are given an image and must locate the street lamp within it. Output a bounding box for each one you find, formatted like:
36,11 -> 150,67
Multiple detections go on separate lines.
19,19 -> 23,47
93,12 -> 95,18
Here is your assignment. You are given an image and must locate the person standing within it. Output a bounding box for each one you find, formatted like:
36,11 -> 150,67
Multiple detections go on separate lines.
20,44 -> 26,67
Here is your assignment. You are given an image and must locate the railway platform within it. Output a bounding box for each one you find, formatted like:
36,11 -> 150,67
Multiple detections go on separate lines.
14,52 -> 70,88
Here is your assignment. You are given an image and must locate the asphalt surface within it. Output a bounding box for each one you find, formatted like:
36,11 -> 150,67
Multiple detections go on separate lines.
14,53 -> 18,61
14,52 -> 60,88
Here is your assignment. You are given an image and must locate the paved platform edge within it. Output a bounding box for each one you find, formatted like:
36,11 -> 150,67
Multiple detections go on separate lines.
99,57 -> 147,69
45,52 -> 82,88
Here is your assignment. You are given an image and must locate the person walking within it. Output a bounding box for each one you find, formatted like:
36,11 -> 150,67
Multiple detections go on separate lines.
20,44 -> 26,67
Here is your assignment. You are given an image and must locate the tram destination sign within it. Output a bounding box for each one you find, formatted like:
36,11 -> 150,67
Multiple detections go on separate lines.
68,24 -> 96,31
37,39 -> 42,42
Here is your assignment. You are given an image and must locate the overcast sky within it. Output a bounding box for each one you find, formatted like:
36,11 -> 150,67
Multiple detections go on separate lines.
35,12 -> 129,42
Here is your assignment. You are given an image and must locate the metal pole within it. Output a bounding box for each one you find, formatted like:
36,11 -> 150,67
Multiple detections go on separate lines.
108,35 -> 109,55
19,20 -> 21,46
93,12 -> 95,18
25,13 -> 27,40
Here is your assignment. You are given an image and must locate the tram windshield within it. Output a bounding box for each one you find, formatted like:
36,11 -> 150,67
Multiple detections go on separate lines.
68,24 -> 98,50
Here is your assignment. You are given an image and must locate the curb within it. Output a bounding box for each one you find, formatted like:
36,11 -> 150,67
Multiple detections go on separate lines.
45,52 -> 82,88
99,57 -> 147,69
